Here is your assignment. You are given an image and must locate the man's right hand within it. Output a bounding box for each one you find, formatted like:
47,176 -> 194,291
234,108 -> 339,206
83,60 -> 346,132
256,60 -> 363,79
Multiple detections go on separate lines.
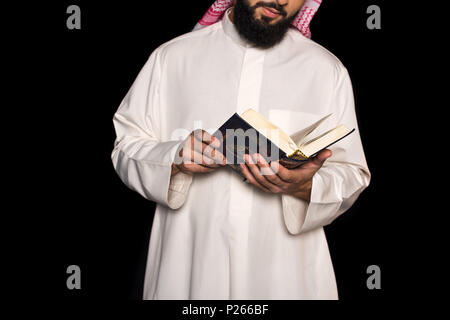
171,129 -> 227,176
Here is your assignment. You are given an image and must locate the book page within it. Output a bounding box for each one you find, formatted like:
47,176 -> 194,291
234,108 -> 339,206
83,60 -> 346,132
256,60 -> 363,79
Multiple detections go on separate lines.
240,109 -> 298,155
289,114 -> 333,147
300,124 -> 352,157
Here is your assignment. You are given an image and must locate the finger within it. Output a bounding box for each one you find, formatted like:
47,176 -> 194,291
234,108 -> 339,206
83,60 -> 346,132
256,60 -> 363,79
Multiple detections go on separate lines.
300,149 -> 332,170
182,137 -> 224,166
315,149 -> 332,163
270,161 -> 296,183
239,163 -> 270,192
192,132 -> 226,165
194,129 -> 221,148
253,153 -> 274,176
185,149 -> 222,168
254,154 -> 289,189
199,143 -> 227,165
245,154 -> 283,193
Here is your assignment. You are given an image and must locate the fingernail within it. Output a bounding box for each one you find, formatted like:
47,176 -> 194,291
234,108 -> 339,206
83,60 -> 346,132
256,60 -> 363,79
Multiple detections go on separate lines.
211,137 -> 220,148
259,155 -> 266,164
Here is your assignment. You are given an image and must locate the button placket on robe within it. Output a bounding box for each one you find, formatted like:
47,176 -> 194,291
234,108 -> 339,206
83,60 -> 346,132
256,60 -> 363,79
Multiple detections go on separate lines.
228,46 -> 266,298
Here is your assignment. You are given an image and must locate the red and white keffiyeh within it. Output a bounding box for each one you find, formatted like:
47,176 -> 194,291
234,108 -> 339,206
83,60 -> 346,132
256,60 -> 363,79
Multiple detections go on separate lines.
193,0 -> 322,39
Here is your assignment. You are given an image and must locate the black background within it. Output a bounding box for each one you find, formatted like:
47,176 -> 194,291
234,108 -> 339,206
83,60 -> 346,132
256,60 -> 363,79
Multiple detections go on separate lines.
8,0 -> 426,312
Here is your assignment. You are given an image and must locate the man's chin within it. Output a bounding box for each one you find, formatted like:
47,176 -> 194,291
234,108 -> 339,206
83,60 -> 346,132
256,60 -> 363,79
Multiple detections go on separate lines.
234,0 -> 296,49
257,14 -> 290,26
263,17 -> 283,25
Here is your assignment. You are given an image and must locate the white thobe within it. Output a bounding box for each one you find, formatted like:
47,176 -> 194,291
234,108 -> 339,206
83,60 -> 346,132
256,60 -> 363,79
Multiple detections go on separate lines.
111,9 -> 370,300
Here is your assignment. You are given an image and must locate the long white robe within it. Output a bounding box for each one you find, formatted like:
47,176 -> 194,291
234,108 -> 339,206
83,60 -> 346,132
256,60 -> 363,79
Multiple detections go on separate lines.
111,9 -> 370,300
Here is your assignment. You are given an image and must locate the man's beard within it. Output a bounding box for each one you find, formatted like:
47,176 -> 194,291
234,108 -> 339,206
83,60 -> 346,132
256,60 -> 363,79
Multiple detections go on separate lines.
233,0 -> 299,49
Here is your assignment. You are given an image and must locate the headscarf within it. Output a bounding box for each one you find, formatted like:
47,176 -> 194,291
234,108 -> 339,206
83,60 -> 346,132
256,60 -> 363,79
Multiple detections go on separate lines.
193,0 -> 322,39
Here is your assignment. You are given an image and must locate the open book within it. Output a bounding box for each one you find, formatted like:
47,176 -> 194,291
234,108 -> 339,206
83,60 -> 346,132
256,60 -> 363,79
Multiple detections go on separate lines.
212,108 -> 354,178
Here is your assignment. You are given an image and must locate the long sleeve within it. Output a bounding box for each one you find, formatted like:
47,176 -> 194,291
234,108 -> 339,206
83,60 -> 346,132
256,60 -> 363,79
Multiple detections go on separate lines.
282,64 -> 371,235
111,49 -> 193,210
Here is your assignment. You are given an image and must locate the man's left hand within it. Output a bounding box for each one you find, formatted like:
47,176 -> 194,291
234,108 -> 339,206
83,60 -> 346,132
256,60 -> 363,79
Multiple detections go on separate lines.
239,149 -> 332,202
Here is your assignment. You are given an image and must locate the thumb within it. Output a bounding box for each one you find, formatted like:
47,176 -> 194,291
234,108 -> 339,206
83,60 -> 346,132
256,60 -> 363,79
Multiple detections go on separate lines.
311,149 -> 332,167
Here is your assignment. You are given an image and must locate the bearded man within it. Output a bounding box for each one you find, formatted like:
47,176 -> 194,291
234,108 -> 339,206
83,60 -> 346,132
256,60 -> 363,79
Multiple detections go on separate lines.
111,0 -> 370,299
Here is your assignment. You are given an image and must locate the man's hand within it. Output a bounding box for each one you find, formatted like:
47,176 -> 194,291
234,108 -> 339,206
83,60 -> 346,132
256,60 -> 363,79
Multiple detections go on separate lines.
171,129 -> 226,176
239,149 -> 332,202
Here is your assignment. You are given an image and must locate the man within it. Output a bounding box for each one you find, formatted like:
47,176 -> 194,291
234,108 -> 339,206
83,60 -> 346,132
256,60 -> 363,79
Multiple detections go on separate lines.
111,0 -> 370,299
